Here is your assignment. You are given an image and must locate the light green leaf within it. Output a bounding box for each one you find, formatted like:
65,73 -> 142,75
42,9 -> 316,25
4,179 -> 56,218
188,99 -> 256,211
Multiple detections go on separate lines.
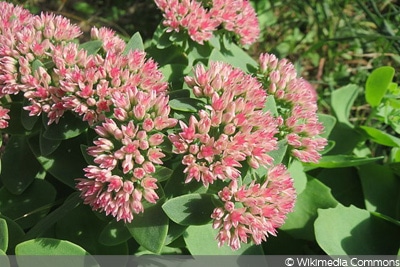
269,139 -> 287,165
79,40 -> 103,55
124,32 -> 144,54
315,204 -> 400,255
359,125 -> 400,147
280,177 -> 338,240
169,98 -> 205,112
318,114 -> 336,138
0,250 -> 9,267
0,215 -> 25,254
16,238 -> 89,255
365,66 -> 395,107
331,84 -> 360,125
127,202 -> 169,254
0,135 -> 42,194
162,193 -> 218,226
288,160 -> 307,195
184,224 -> 264,255
0,219 -> 8,252
304,155 -> 383,169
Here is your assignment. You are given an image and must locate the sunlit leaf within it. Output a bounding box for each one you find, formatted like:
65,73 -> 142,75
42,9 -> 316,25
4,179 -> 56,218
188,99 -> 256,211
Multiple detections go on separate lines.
365,66 -> 395,107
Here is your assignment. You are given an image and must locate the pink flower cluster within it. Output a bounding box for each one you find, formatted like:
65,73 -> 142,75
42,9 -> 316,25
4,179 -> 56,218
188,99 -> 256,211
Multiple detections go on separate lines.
211,164 -> 296,250
154,0 -> 260,45
76,87 -> 177,222
169,61 -> 278,186
0,2 -> 177,223
258,53 -> 327,163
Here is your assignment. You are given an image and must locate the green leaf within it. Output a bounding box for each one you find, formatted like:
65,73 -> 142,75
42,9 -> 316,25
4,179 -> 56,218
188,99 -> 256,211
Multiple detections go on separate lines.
0,218 -> 8,252
162,193 -> 217,226
160,64 -> 191,87
79,40 -> 103,55
269,139 -> 287,165
0,179 -> 56,229
0,251 -> 9,267
169,98 -> 205,112
184,224 -> 264,255
358,164 -> 400,220
21,106 -> 39,131
29,134 -> 87,189
0,215 -> 25,254
280,177 -> 338,240
124,32 -> 144,54
331,84 -> 360,125
98,220 -> 131,246
318,114 -> 337,138
127,201 -> 169,254
15,238 -> 90,255
315,204 -> 400,255
317,167 -> 365,209
220,36 -> 258,72
0,135 -> 43,194
39,133 -> 62,156
359,125 -> 400,147
42,111 -> 88,140
2,102 -> 29,135
288,160 -> 307,195
264,95 -> 278,116
304,155 -> 383,169
153,166 -> 173,182
365,66 -> 395,107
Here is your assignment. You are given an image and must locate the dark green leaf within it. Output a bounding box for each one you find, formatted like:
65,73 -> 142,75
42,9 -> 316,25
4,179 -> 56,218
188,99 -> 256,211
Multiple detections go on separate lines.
15,238 -> 90,255
0,135 -> 42,194
318,114 -> 337,138
98,220 -> 131,247
0,179 -> 56,229
280,177 -> 338,240
39,133 -> 62,156
358,164 -> 400,220
127,201 -> 169,254
153,166 -> 173,182
162,193 -> 217,226
0,215 -> 24,254
0,218 -> 8,252
365,66 -> 395,107
29,134 -> 87,189
42,111 -> 88,140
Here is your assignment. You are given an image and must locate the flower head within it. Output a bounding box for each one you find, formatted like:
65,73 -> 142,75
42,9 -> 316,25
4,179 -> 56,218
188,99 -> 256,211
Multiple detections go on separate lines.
211,164 -> 296,250
169,62 -> 278,186
0,106 -> 10,129
257,53 -> 327,163
154,0 -> 260,45
76,85 -> 177,223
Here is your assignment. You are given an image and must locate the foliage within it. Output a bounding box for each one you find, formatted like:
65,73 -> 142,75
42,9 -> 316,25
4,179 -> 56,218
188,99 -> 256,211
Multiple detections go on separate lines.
0,0 -> 399,258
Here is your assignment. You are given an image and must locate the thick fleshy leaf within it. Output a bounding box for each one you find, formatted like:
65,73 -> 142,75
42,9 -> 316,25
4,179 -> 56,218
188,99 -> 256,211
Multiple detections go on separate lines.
29,134 -> 87,188
15,238 -> 90,255
124,32 -> 144,54
317,167 -> 365,209
98,220 -> 131,247
304,155 -> 383,169
358,164 -> 400,220
164,221 -> 187,246
288,160 -> 307,195
0,250 -> 9,267
269,139 -> 288,165
39,133 -> 61,156
318,114 -> 336,138
162,193 -> 218,226
359,125 -> 400,147
153,166 -> 173,182
0,179 -> 56,229
331,84 -> 360,125
0,135 -> 43,194
0,218 -> 8,252
127,202 -> 169,254
184,224 -> 264,255
160,64 -> 191,87
280,177 -> 338,240
0,215 -> 25,254
79,40 -> 103,55
169,98 -> 205,112
365,66 -> 395,107
42,111 -> 88,140
315,204 -> 400,255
